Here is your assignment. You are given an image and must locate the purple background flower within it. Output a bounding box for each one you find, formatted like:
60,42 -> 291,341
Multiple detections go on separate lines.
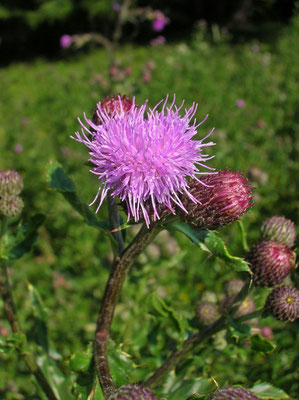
60,34 -> 72,49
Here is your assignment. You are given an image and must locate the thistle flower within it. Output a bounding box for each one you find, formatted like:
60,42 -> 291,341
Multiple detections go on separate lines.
246,240 -> 296,287
196,301 -> 219,325
0,195 -> 24,217
208,386 -> 259,400
60,34 -> 73,49
72,96 -> 215,227
152,11 -> 169,32
265,285 -> 299,322
108,385 -> 158,400
261,216 -> 296,247
180,170 -> 253,230
0,170 -> 23,196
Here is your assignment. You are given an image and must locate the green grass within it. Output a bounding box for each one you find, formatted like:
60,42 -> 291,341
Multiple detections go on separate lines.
0,15 -> 298,400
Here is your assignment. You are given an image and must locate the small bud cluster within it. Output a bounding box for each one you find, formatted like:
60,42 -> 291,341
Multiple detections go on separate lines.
108,385 -> 158,400
208,386 -> 259,400
180,170 -> 253,230
246,216 -> 297,287
265,285 -> 299,323
0,170 -> 24,217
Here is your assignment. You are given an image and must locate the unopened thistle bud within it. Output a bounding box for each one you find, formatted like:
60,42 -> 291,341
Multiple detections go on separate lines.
92,95 -> 134,126
195,301 -> 219,325
108,385 -> 159,400
265,285 -> 299,322
0,170 -> 23,196
0,195 -> 24,217
261,216 -> 296,247
180,170 -> 253,230
246,240 -> 296,287
208,386 -> 259,400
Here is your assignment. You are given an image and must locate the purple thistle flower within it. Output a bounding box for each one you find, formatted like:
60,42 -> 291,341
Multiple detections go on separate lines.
152,11 -> 169,32
112,2 -> 120,12
108,384 -> 158,400
236,98 -> 246,108
72,96 -> 215,227
60,34 -> 73,49
150,36 -> 166,47
265,285 -> 299,322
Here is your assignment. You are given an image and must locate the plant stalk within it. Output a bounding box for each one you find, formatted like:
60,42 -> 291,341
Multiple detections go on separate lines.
94,222 -> 159,398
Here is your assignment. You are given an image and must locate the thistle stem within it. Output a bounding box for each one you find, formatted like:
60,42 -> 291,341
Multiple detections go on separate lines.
94,223 -> 159,398
145,279 -> 253,389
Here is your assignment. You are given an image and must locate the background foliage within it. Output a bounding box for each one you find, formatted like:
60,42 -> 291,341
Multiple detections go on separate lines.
0,2 -> 298,399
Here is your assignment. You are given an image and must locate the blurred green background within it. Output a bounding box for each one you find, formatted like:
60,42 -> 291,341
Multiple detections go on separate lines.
0,1 -> 298,399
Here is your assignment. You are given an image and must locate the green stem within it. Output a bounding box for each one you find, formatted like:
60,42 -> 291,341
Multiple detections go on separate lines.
94,223 -> 159,398
237,220 -> 249,253
145,278 -> 253,389
234,309 -> 264,323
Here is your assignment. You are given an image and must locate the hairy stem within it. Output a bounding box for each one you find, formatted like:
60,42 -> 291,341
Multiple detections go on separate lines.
145,279 -> 253,388
0,262 -> 59,400
94,223 -> 159,398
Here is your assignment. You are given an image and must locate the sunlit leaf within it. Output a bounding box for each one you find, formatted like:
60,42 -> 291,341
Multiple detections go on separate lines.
249,382 -> 290,399
48,161 -> 109,231
168,221 -> 250,272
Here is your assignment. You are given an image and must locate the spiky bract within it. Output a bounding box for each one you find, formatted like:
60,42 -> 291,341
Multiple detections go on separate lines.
265,285 -> 299,322
208,386 -> 259,400
246,240 -> 296,287
261,216 -> 296,247
107,385 -> 158,400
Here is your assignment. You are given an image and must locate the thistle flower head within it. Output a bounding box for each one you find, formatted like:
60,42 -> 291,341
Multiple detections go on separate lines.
0,170 -> 23,196
195,301 -> 219,325
180,170 -> 253,230
72,95 -> 215,227
108,385 -> 158,400
261,216 -> 296,247
0,195 -> 24,217
265,285 -> 299,322
208,386 -> 259,400
246,240 -> 296,287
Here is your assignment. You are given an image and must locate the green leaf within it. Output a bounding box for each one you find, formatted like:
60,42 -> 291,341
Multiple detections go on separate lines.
168,221 -> 250,272
108,343 -> 134,386
146,292 -> 184,334
47,161 -> 108,232
27,282 -> 49,352
250,334 -> 276,353
249,382 -> 290,399
167,378 -> 217,400
1,214 -> 45,260
228,318 -> 252,341
70,352 -> 93,373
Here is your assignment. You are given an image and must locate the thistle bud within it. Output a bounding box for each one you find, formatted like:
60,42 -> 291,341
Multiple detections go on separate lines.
0,170 -> 23,196
261,216 -> 296,247
0,195 -> 24,217
265,285 -> 299,322
246,240 -> 296,287
208,386 -> 259,400
108,385 -> 159,400
195,301 -> 219,325
180,170 -> 253,230
92,95 -> 134,125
